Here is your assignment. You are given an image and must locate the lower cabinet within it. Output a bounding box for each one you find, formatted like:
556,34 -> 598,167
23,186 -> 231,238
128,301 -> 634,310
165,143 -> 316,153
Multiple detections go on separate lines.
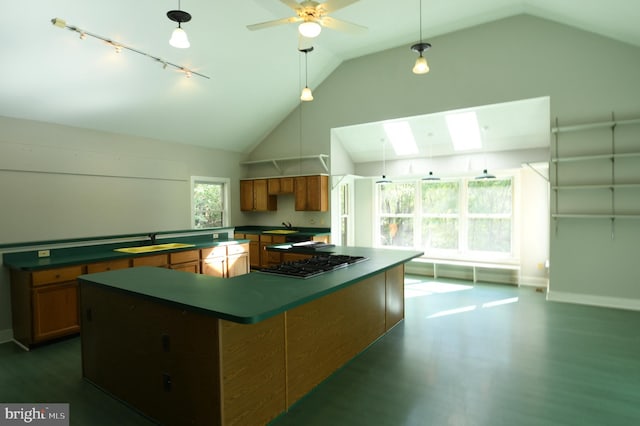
10,265 -> 83,347
201,243 -> 250,278
169,250 -> 200,273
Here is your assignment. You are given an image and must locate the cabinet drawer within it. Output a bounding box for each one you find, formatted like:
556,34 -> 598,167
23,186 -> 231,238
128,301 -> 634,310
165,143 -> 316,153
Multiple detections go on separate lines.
201,246 -> 227,259
86,259 -> 131,274
132,254 -> 168,267
170,261 -> 200,274
245,234 -> 260,242
32,265 -> 84,286
169,250 -> 199,265
227,243 -> 249,256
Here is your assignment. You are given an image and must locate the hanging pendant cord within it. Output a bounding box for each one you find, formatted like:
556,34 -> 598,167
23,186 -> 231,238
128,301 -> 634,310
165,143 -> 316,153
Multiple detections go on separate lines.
419,0 -> 423,43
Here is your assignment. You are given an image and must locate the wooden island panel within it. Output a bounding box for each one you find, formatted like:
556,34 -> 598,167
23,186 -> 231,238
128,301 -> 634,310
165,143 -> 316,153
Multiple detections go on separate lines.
219,315 -> 286,426
285,271 -> 387,406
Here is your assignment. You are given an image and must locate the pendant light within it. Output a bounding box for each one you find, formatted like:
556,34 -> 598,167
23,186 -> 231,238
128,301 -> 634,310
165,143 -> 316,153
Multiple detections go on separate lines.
410,0 -> 431,74
377,139 -> 392,184
475,169 -> 496,180
167,1 -> 191,49
422,171 -> 440,181
300,47 -> 314,102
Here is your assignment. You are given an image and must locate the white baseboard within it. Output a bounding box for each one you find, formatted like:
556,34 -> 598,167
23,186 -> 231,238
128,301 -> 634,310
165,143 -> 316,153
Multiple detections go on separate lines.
547,290 -> 640,311
0,328 -> 13,344
519,276 -> 548,288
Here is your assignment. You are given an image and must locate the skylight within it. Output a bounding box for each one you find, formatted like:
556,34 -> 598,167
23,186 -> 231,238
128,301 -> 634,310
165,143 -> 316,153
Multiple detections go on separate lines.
445,111 -> 482,151
383,121 -> 419,156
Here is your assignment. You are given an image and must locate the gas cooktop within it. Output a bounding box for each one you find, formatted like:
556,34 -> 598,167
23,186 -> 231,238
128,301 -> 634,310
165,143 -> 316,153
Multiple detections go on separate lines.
259,254 -> 369,279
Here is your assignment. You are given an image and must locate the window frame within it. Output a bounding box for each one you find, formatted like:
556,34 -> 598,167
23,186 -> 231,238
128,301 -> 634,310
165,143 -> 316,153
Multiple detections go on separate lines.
190,176 -> 230,229
373,173 -> 519,262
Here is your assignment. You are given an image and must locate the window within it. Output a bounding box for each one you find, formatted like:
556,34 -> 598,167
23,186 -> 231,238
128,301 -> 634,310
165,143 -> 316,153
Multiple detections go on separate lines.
375,175 -> 515,260
191,177 -> 229,229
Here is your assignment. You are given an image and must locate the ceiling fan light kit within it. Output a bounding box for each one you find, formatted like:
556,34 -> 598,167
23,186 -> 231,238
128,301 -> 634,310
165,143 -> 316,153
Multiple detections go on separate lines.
299,20 -> 322,38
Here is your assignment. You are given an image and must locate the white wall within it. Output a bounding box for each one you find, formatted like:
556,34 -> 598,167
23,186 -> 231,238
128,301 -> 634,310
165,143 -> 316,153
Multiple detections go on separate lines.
251,14 -> 640,308
0,116 -> 247,337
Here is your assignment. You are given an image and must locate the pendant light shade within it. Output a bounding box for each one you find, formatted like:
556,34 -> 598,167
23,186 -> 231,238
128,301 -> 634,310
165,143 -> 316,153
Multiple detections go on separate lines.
300,86 -> 314,101
410,0 -> 431,74
412,50 -> 430,74
169,26 -> 190,48
167,2 -> 191,49
422,171 -> 440,181
475,169 -> 496,180
299,21 -> 322,38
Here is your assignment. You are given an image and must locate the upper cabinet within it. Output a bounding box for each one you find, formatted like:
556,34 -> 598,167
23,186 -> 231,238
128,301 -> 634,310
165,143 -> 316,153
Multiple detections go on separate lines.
240,179 -> 277,212
241,175 -> 328,212
295,175 -> 328,212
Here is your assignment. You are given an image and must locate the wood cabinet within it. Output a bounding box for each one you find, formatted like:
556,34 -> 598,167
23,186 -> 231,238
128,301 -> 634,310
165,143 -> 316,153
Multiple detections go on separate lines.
87,259 -> 130,274
295,175 -> 329,211
10,265 -> 83,347
132,254 -> 168,268
240,179 -> 277,211
268,177 -> 294,195
169,250 -> 200,273
201,243 -> 250,278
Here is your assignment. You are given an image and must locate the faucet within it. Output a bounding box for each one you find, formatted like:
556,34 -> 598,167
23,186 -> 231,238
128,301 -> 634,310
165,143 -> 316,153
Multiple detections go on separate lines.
148,233 -> 157,245
282,222 -> 292,229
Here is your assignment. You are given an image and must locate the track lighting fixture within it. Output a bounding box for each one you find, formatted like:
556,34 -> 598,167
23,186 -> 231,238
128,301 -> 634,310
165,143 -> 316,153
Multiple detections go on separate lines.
410,0 -> 431,74
167,1 -> 191,49
300,47 -> 314,102
50,17 -> 209,79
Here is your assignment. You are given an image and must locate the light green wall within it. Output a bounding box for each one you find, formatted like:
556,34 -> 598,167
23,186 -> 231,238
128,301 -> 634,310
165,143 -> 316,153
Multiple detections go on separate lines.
251,14 -> 640,308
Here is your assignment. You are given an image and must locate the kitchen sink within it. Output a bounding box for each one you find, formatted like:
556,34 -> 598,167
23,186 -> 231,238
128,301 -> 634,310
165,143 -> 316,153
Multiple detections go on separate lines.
262,229 -> 299,235
114,243 -> 195,254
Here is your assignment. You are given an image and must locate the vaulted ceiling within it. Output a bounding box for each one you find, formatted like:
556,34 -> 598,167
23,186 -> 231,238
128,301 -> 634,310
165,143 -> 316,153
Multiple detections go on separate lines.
1,1 -> 638,157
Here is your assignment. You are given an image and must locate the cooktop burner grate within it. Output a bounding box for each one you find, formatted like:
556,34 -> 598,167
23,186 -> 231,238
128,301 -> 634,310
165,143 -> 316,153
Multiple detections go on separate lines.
258,254 -> 369,279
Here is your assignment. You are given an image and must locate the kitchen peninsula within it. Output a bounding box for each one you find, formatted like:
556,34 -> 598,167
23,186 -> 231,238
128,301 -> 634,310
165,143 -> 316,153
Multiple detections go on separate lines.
78,246 -> 422,426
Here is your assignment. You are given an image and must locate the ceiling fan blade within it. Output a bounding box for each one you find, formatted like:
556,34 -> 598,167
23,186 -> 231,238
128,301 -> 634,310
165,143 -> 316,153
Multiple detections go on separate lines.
319,16 -> 367,34
280,0 -> 303,11
247,16 -> 301,31
319,0 -> 359,14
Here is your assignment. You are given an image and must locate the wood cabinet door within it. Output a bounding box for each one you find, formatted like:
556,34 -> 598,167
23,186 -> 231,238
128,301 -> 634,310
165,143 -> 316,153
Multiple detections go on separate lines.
294,176 -> 308,211
240,180 -> 255,211
202,257 -> 226,277
227,253 -> 249,277
253,179 -> 276,211
306,175 -> 328,211
249,241 -> 260,269
32,281 -> 80,342
279,177 -> 294,194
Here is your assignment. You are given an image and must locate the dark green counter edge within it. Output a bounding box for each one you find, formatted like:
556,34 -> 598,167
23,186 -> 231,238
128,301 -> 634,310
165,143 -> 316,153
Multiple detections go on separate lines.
78,247 -> 423,325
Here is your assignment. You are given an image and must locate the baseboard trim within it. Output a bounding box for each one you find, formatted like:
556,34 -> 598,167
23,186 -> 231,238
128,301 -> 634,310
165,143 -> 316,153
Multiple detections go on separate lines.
547,290 -> 640,311
0,328 -> 13,344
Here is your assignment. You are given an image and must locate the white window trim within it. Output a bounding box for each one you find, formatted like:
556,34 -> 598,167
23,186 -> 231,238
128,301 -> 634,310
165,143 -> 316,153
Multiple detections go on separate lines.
190,176 -> 230,229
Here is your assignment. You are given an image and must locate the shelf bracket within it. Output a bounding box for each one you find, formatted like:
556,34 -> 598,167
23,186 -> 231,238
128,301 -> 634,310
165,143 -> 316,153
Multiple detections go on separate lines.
523,162 -> 549,182
271,160 -> 282,174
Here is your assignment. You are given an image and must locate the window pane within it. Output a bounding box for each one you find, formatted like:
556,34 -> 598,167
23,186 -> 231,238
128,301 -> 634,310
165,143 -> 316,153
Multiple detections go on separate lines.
193,182 -> 223,228
422,181 -> 459,214
379,183 -> 415,214
468,218 -> 511,252
422,218 -> 459,250
340,184 -> 348,215
468,179 -> 512,214
379,217 -> 414,247
341,217 -> 348,246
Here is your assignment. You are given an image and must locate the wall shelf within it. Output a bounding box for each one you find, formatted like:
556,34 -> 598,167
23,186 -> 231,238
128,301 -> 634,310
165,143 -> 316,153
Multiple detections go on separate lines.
551,114 -> 640,237
240,154 -> 329,174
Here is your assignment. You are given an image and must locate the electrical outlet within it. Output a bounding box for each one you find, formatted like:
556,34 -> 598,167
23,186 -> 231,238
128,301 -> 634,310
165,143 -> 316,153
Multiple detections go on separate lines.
38,250 -> 50,258
212,233 -> 219,239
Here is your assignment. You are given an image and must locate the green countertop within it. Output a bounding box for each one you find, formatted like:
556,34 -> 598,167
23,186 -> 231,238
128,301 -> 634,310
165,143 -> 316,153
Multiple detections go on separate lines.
3,239 -> 249,271
78,246 -> 423,324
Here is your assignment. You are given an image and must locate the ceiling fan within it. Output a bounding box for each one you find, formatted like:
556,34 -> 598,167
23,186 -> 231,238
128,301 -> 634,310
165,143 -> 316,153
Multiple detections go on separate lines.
247,0 -> 367,38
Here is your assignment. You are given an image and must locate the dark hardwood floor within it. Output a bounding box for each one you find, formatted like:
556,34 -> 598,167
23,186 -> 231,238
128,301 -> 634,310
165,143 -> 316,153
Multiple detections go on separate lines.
1,276 -> 638,425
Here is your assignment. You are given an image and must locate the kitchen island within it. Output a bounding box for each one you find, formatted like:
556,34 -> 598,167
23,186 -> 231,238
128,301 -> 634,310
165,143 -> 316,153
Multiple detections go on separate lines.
78,246 -> 422,426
